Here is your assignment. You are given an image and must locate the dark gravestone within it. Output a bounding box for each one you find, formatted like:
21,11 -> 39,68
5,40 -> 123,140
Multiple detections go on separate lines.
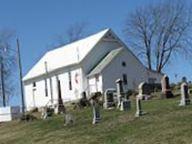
139,82 -> 151,95
107,92 -> 114,103
103,89 -> 116,109
78,92 -> 89,108
138,82 -> 151,100
161,75 -> 174,98
56,79 -> 66,114
182,77 -> 187,83
41,107 -> 54,119
120,100 -> 131,111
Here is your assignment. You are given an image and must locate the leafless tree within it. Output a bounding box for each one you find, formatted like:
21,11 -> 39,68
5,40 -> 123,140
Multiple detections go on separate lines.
55,22 -> 89,47
124,0 -> 192,72
0,29 -> 16,106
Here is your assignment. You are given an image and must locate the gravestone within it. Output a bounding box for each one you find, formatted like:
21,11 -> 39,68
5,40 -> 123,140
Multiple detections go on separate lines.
161,75 -> 174,98
135,95 -> 147,117
64,113 -> 75,126
182,77 -> 187,83
41,108 -> 48,119
116,79 -> 124,108
179,82 -> 191,106
116,79 -> 131,111
41,107 -> 54,119
138,82 -> 151,100
135,96 -> 143,117
103,89 -> 116,109
135,83 -> 147,117
120,99 -> 131,111
55,79 -> 66,114
90,92 -> 101,124
78,92 -> 90,108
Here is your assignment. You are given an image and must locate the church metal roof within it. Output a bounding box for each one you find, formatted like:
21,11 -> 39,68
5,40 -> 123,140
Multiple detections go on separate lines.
23,28 -> 110,81
88,48 -> 123,77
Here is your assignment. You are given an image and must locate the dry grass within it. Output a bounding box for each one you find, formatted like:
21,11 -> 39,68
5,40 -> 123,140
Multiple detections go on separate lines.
0,98 -> 192,144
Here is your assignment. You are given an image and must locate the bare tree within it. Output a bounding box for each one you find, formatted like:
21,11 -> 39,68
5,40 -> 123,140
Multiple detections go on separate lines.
0,29 -> 16,106
34,22 -> 89,75
55,22 -> 89,47
124,0 -> 192,72
66,22 -> 88,43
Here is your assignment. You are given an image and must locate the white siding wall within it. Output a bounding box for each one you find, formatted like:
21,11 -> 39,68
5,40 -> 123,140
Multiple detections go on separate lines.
58,68 -> 82,101
24,84 -> 34,110
24,80 -> 51,110
102,48 -> 163,92
82,40 -> 121,74
81,40 -> 121,92
88,75 -> 103,94
34,80 -> 51,107
24,67 -> 83,111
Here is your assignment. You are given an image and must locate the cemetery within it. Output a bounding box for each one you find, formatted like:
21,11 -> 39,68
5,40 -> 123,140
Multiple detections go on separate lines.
0,76 -> 192,144
0,1 -> 192,144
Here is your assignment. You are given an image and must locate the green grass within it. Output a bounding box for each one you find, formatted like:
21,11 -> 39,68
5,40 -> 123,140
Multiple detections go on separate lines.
1,98 -> 192,144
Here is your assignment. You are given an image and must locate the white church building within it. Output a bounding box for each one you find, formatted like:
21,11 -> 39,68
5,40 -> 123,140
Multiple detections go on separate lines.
23,28 -> 163,111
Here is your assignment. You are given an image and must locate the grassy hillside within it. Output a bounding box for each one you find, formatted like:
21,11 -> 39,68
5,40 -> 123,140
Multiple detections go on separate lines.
0,98 -> 192,144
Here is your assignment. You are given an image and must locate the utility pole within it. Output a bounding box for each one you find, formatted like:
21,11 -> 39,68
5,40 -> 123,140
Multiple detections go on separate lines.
16,39 -> 25,114
0,57 -> 6,107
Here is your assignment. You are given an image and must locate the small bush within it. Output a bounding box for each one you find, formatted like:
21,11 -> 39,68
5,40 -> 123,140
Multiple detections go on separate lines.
20,114 -> 37,122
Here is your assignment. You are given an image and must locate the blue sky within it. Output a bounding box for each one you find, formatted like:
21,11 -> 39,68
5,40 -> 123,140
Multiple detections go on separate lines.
0,0 -> 191,105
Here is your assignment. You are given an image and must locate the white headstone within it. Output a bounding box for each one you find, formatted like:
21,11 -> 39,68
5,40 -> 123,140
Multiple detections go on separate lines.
116,79 -> 124,109
64,113 -> 75,126
135,95 -> 146,117
179,82 -> 191,106
90,92 -> 101,124
91,100 -> 101,124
